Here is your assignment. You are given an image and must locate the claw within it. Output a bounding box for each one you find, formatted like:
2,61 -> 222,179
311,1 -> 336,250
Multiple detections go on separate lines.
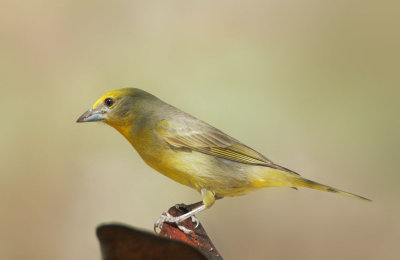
154,204 -> 207,234
154,211 -> 195,233
191,216 -> 200,228
154,211 -> 175,233
154,211 -> 195,234
177,224 -> 193,234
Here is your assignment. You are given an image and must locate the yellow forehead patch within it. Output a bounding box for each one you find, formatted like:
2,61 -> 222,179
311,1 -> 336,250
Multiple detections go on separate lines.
92,88 -> 133,109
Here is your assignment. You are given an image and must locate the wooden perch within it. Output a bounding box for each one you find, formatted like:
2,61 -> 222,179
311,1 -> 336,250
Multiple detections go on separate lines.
96,204 -> 223,260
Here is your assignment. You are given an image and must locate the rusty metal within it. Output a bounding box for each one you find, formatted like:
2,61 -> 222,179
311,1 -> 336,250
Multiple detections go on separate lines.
158,203 -> 223,260
96,203 -> 223,260
97,224 -> 207,260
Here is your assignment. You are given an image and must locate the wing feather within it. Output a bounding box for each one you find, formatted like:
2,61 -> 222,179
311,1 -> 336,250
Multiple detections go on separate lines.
156,118 -> 285,168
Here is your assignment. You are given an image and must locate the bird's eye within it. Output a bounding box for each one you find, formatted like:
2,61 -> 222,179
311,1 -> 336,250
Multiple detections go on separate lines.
104,97 -> 115,107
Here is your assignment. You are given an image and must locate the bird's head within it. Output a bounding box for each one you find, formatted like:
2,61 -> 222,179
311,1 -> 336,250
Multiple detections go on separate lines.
77,88 -> 161,139
77,88 -> 154,133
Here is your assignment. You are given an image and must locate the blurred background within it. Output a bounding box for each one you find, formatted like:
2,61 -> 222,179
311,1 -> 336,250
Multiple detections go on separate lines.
0,0 -> 399,259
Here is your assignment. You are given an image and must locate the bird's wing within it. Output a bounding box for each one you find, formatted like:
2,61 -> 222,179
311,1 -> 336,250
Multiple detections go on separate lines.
156,117 -> 286,168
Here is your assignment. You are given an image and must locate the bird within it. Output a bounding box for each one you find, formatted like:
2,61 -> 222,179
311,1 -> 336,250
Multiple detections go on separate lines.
77,88 -> 370,233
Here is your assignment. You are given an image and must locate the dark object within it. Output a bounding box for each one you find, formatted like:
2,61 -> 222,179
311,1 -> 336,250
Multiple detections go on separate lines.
96,204 -> 223,260
158,203 -> 223,260
97,224 -> 206,260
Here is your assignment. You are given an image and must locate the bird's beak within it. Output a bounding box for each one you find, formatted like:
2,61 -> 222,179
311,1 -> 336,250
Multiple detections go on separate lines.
76,108 -> 105,123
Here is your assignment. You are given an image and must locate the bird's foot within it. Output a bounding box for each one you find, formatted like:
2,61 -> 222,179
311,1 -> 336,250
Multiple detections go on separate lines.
174,204 -> 200,228
154,211 -> 194,234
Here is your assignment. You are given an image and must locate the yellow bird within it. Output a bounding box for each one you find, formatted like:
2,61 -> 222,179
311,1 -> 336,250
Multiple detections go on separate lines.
77,88 -> 370,233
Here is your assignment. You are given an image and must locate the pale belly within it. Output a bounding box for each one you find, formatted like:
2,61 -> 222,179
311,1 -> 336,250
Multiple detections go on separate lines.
130,129 -> 268,197
143,148 -> 266,197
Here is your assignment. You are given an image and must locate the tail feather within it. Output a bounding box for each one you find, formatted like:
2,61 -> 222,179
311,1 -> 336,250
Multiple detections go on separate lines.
293,177 -> 371,201
253,168 -> 371,201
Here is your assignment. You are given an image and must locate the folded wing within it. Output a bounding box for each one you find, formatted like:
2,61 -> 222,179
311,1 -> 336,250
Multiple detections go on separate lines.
156,117 -> 298,174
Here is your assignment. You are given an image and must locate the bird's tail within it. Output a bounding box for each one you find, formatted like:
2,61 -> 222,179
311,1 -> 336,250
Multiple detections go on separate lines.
252,169 -> 371,201
292,176 -> 371,201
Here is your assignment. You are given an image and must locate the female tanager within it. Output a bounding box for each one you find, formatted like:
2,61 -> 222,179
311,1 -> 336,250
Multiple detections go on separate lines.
77,88 -> 370,233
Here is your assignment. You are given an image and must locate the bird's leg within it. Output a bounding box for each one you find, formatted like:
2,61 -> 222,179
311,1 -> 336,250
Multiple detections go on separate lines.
173,204 -> 207,223
154,189 -> 221,234
175,201 -> 203,227
154,203 -> 207,234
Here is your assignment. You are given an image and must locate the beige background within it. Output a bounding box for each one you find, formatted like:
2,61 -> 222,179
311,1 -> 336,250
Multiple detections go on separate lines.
1,1 -> 399,259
